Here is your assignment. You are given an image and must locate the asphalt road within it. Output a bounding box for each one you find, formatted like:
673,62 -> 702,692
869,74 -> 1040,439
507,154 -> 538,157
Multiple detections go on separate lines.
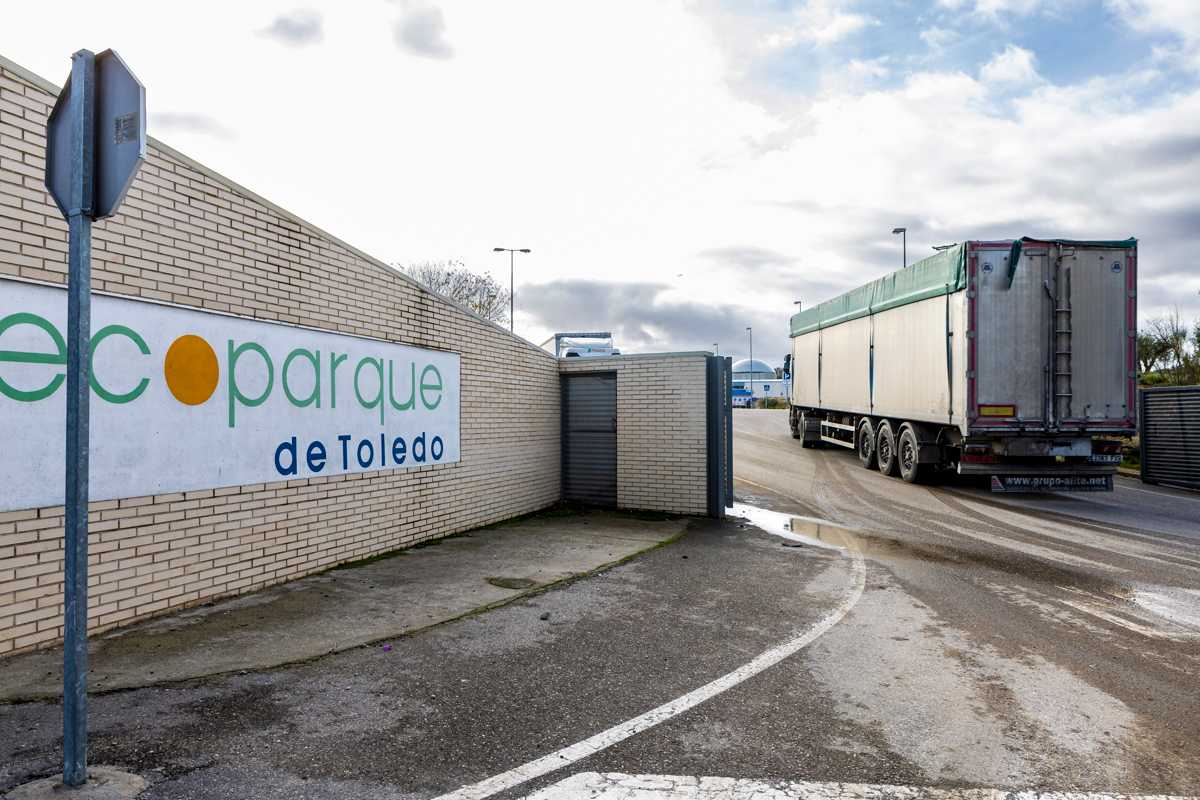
2,408 -> 1198,798
732,409 -> 1200,791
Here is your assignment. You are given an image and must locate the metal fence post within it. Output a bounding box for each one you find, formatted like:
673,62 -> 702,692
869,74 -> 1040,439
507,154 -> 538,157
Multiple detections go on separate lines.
63,48 -> 96,788
720,357 -> 729,506
706,356 -> 720,517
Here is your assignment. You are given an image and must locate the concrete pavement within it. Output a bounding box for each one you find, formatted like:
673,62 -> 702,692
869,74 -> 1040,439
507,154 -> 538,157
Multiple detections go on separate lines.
0,509 -> 686,702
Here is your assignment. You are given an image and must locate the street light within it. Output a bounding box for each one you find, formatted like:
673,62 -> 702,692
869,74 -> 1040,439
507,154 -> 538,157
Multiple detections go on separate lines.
492,247 -> 531,332
892,227 -> 906,269
793,300 -> 802,309
746,326 -> 754,406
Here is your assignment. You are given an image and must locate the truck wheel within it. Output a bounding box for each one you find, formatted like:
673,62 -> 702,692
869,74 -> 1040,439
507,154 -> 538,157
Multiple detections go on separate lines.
857,419 -> 876,470
800,411 -> 816,448
897,426 -> 925,484
790,408 -> 802,439
876,420 -> 899,476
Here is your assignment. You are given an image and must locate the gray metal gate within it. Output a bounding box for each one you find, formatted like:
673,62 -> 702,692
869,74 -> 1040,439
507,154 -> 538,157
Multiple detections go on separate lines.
707,355 -> 734,516
1140,385 -> 1200,490
562,372 -> 618,506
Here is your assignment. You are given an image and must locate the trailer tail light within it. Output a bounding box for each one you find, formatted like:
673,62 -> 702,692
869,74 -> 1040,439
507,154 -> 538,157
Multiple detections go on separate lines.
1092,439 -> 1122,456
978,404 -> 1016,417
962,443 -> 997,463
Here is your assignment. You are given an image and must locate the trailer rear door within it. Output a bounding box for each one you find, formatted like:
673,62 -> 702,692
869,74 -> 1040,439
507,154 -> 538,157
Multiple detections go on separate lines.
1065,247 -> 1136,426
968,241 -> 1136,434
971,243 -> 1049,430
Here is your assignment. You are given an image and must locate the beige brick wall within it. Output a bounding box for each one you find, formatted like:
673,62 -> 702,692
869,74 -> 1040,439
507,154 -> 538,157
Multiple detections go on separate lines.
0,56 -> 561,656
559,353 -> 710,515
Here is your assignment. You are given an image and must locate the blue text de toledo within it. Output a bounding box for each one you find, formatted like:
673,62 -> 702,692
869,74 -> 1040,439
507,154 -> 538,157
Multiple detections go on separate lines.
225,343 -> 451,477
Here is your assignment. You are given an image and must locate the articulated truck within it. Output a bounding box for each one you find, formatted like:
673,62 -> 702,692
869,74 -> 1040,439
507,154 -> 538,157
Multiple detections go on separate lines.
786,238 -> 1137,491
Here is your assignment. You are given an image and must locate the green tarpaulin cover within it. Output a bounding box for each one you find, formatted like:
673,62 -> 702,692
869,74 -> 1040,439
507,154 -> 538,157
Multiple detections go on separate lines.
1006,237 -> 1136,284
789,236 -> 1138,337
789,244 -> 967,337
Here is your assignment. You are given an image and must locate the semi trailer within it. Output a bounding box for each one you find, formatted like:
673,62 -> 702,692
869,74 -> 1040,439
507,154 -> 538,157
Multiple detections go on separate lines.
786,237 -> 1137,490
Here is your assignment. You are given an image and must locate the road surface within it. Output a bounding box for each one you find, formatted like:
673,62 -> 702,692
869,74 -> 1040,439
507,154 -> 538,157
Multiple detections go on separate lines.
1,409 -> 1197,798
733,409 -> 1200,792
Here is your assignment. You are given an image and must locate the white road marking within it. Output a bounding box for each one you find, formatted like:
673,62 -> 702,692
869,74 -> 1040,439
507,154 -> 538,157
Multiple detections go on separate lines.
520,772 -> 1200,800
431,521 -> 867,800
1114,480 -> 1200,501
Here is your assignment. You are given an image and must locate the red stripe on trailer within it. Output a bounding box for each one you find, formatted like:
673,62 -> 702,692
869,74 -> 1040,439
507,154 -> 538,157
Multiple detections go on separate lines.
1126,249 -> 1137,424
966,243 -> 978,426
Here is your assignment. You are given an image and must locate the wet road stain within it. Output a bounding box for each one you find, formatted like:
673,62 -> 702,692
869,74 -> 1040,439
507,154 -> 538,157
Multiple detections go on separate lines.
732,497 -> 1138,605
729,503 -> 850,552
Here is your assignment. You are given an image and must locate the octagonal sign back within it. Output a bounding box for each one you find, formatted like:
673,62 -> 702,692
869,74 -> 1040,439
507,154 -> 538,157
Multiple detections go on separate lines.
46,49 -> 146,220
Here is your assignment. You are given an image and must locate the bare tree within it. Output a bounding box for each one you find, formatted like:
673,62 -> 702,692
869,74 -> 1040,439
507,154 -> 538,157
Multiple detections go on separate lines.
398,260 -> 510,325
1137,330 -> 1171,376
1140,310 -> 1200,386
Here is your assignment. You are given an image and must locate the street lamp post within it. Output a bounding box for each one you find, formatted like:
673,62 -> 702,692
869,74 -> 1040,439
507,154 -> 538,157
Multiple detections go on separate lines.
492,247 -> 531,332
892,227 -> 906,269
746,326 -> 753,406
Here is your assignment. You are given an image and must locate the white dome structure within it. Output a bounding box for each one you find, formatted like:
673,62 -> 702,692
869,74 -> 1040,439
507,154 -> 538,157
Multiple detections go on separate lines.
731,358 -> 787,406
731,358 -> 776,379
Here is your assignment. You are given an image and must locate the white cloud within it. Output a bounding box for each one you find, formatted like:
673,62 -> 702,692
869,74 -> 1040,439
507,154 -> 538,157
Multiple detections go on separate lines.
3,0 -> 1198,365
762,0 -> 877,49
394,1 -> 454,59
980,44 -> 1042,84
937,0 -> 1048,16
257,8 -> 323,46
149,112 -> 236,141
846,57 -> 891,79
1109,0 -> 1200,70
920,26 -> 959,48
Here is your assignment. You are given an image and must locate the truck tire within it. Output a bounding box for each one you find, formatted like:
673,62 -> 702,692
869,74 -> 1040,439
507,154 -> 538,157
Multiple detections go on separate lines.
876,420 -> 899,476
856,418 -> 876,470
800,411 -> 817,449
897,426 -> 925,484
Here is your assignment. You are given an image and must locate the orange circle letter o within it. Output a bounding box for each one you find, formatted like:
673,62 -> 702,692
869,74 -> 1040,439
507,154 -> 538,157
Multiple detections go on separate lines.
163,334 -> 219,406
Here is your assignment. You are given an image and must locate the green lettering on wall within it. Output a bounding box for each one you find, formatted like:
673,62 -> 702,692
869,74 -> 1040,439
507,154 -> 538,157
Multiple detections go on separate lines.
354,356 -> 385,425
282,348 -> 321,408
388,361 -> 416,411
90,324 -> 151,404
420,364 -> 443,410
0,312 -> 67,402
227,340 -> 274,427
329,352 -> 348,408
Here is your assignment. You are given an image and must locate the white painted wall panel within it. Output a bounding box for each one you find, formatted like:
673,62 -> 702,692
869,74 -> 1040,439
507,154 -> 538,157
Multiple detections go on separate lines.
0,281 -> 461,510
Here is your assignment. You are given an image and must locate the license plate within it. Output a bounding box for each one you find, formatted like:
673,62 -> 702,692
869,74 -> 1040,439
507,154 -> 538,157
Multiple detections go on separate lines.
1087,454 -> 1122,464
990,475 -> 1113,492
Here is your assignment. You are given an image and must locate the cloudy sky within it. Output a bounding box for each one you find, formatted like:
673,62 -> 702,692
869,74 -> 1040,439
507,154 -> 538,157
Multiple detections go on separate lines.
5,1 -> 1199,366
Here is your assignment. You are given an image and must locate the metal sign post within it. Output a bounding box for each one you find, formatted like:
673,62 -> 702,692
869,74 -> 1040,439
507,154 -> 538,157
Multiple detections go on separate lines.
45,48 -> 145,788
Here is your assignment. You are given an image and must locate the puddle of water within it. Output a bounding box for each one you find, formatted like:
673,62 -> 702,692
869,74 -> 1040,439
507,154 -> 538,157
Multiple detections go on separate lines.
729,503 -> 851,553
